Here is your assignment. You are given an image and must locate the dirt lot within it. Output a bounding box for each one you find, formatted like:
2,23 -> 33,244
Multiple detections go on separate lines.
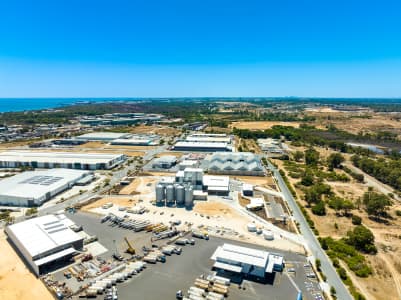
119,177 -> 156,195
308,113 -> 401,137
233,175 -> 277,189
0,231 -> 54,300
230,121 -> 301,130
81,196 -> 136,211
155,152 -> 184,158
76,141 -> 103,149
129,125 -> 180,136
193,201 -> 238,217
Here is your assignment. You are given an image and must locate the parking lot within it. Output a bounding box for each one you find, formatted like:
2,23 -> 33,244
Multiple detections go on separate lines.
64,211 -> 322,300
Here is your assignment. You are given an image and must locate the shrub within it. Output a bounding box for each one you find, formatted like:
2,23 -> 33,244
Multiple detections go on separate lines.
312,201 -> 326,216
352,215 -> 362,225
395,210 -> 401,217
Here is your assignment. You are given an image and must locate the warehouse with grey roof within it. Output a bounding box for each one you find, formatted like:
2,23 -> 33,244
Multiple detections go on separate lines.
0,168 -> 94,206
0,151 -> 125,170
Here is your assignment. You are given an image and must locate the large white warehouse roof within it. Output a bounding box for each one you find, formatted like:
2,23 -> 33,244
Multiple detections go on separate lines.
75,132 -> 132,141
0,151 -> 125,169
6,214 -> 82,258
0,168 -> 92,206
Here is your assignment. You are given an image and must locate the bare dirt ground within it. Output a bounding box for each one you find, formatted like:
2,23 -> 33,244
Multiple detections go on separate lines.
155,152 -> 184,158
0,231 -> 54,300
308,113 -> 401,136
233,175 -> 276,189
193,201 -> 238,217
76,141 -> 103,149
119,177 -> 156,195
129,125 -> 180,136
230,121 -> 301,130
81,196 -> 136,211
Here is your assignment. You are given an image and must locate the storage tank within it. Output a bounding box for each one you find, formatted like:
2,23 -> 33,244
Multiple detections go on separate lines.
185,185 -> 194,208
176,184 -> 185,206
166,184 -> 175,205
156,183 -> 165,206
263,230 -> 274,240
247,223 -> 257,232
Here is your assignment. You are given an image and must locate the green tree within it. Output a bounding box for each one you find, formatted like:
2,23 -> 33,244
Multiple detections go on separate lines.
293,150 -> 304,162
300,170 -> 314,186
312,201 -> 326,216
363,191 -> 392,219
304,148 -> 320,166
327,153 -> 345,170
346,225 -> 377,254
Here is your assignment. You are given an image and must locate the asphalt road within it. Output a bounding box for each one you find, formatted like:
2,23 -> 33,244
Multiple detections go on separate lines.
267,161 -> 353,300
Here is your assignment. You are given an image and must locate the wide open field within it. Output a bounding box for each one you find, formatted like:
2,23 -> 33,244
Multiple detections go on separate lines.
230,121 -> 300,130
0,231 -> 54,300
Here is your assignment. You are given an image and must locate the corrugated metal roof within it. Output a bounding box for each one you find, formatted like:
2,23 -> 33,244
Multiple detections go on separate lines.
212,243 -> 269,268
7,214 -> 83,258
34,247 -> 76,266
213,261 -> 242,273
0,169 -> 91,200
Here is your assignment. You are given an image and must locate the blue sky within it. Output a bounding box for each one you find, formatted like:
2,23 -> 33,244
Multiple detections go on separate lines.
0,0 -> 400,97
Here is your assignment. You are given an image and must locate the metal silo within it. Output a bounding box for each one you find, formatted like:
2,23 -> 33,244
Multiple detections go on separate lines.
166,184 -> 175,205
176,184 -> 185,206
155,183 -> 165,206
185,185 -> 194,208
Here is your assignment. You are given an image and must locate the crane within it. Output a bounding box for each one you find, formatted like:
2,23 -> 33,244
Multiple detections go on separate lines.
124,237 -> 136,255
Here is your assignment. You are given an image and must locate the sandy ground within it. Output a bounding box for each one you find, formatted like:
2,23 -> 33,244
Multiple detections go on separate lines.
129,125 -> 180,136
308,113 -> 401,136
76,141 -> 103,149
230,121 -> 300,130
81,196 -> 136,211
119,177 -> 156,195
0,231 -> 54,300
155,152 -> 184,158
233,175 -> 276,187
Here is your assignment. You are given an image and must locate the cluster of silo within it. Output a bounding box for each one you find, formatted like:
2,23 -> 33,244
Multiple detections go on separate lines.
155,181 -> 193,208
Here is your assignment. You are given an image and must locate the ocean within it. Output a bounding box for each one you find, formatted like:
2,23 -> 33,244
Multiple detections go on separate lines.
0,98 -> 140,113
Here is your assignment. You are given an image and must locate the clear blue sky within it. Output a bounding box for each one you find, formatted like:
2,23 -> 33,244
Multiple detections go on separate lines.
0,0 -> 400,98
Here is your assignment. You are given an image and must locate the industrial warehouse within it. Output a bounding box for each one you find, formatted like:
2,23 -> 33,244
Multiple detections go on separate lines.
172,141 -> 232,152
0,168 -> 94,206
211,243 -> 284,279
75,132 -> 132,141
110,134 -> 159,146
155,167 -> 230,207
205,152 -> 265,176
173,133 -> 233,152
5,214 -> 84,275
0,151 -> 126,170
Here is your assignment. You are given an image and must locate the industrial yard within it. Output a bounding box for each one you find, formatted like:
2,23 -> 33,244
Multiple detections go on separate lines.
0,126 -> 324,300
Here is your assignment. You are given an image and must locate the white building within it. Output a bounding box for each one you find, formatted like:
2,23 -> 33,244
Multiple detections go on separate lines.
206,152 -> 264,176
152,155 -> 178,169
75,132 -> 132,141
211,243 -> 283,279
186,133 -> 232,144
173,141 -> 232,152
5,214 -> 84,275
0,169 -> 93,206
0,151 -> 126,170
203,175 -> 229,195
